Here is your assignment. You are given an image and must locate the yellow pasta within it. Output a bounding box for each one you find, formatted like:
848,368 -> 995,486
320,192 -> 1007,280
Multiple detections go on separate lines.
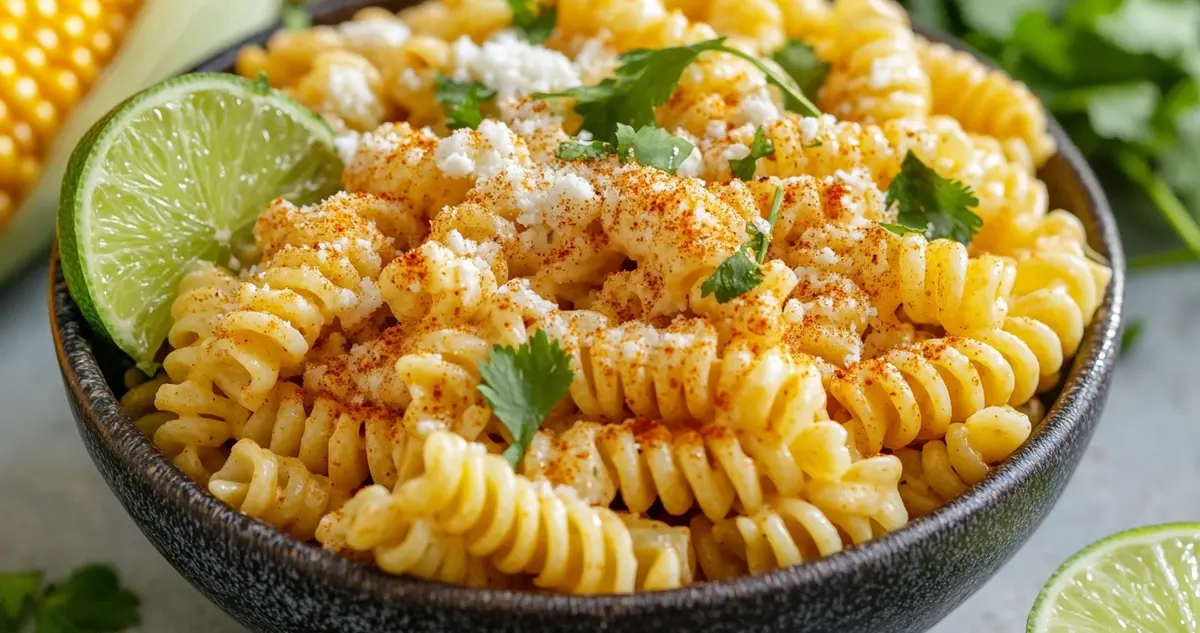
363,430 -> 684,593
917,37 -> 1056,167
523,418 -> 852,519
133,0 -> 1116,594
895,406 -> 1032,517
209,438 -> 349,541
820,0 -> 930,124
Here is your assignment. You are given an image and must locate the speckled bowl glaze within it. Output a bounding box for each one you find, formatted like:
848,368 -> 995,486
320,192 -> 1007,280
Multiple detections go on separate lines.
50,3 -> 1125,631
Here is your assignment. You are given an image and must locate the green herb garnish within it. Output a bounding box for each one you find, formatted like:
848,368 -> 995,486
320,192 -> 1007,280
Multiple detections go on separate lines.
881,151 -> 982,243
506,0 -> 557,44
701,187 -> 784,303
728,126 -> 775,180
1,565 -> 140,633
477,330 -> 575,468
435,76 -> 497,130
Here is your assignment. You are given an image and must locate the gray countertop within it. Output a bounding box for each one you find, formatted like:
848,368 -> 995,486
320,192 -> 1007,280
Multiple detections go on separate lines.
0,258 -> 1187,633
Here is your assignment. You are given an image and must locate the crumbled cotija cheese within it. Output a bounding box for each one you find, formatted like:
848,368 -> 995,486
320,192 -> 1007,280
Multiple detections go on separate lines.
452,31 -> 582,97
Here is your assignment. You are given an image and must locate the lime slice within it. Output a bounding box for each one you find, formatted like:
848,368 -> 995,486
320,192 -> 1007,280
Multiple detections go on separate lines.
58,72 -> 343,373
1028,523 -> 1200,632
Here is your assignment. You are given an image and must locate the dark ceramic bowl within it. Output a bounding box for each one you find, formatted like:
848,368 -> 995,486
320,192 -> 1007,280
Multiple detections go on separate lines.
50,3 -> 1126,632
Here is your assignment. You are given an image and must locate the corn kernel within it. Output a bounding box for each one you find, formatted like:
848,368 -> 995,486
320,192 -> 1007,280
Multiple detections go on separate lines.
0,0 -> 142,229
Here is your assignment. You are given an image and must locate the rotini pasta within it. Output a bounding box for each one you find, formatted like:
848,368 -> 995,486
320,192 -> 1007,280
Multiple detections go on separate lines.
917,37 -> 1056,168
895,406 -> 1032,517
523,417 -> 853,519
132,0 -> 1112,595
209,438 -> 349,541
820,0 -> 930,124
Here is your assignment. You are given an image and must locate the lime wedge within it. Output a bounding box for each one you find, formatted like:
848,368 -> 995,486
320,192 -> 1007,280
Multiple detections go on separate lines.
1028,523 -> 1200,632
58,72 -> 343,373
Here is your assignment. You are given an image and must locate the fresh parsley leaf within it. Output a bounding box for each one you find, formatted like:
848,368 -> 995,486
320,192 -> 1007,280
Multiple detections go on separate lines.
700,247 -> 763,304
557,139 -> 613,160
771,39 -> 830,108
539,38 -> 819,142
506,0 -> 557,44
435,76 -> 497,130
477,330 -> 574,469
1,571 -> 41,631
614,124 -> 695,174
729,127 -> 775,180
1007,11 -> 1073,79
556,125 -> 695,173
1160,105 -> 1200,212
1120,318 -> 1144,355
883,151 -> 982,244
35,565 -> 140,633
701,187 -> 784,303
879,222 -> 925,236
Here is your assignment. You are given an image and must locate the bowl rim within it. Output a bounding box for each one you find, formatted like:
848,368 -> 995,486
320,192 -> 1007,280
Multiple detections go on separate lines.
49,2 -> 1126,618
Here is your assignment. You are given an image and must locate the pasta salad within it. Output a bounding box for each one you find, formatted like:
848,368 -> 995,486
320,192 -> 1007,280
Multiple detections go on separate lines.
118,0 -> 1112,594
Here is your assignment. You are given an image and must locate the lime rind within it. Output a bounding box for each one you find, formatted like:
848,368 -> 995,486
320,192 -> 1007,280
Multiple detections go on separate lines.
58,72 -> 343,373
1028,522 -> 1200,633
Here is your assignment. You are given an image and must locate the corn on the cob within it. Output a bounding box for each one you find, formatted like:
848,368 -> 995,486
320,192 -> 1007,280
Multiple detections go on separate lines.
0,0 -> 143,228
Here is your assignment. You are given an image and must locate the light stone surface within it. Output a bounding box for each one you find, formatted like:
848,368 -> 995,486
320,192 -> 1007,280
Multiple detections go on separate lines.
0,260 -> 1182,632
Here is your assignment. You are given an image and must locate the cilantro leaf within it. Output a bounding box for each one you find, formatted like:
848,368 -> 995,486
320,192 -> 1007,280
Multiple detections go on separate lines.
883,151 -> 982,244
615,124 -> 695,174
1,571 -> 41,631
700,247 -> 763,304
539,38 -> 818,142
557,139 -> 613,160
477,330 -> 574,468
701,187 -> 784,303
506,0 -> 557,44
435,76 -> 497,130
771,39 -> 830,109
35,565 -> 140,633
729,126 -> 775,180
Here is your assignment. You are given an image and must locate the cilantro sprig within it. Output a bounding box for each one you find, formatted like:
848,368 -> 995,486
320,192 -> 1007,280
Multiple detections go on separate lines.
0,565 -> 140,633
435,76 -> 497,130
477,329 -> 575,468
557,124 -> 695,174
880,151 -> 982,243
506,0 -> 557,44
771,39 -> 831,111
729,127 -> 775,180
701,186 -> 785,303
899,0 -> 1200,270
539,38 -> 819,143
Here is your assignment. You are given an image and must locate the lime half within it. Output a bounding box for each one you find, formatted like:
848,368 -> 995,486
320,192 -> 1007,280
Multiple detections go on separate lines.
1029,523 -> 1200,632
58,72 -> 343,373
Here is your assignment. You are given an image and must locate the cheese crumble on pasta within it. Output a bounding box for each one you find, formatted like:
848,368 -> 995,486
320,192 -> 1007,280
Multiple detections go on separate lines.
127,0 -> 1111,594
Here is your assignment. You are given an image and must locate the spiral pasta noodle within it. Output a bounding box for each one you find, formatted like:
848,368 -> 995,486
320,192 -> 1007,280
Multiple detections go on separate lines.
917,37 -> 1056,168
895,406 -> 1032,517
691,461 -> 906,580
365,431 -> 690,593
196,195 -> 388,411
832,336 -> 1019,456
523,417 -> 853,519
820,0 -> 930,124
209,438 -> 349,541
316,485 -> 495,586
152,375 -> 247,484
